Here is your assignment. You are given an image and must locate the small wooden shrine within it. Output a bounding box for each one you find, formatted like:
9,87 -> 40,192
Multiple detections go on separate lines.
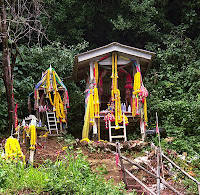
71,42 -> 155,141
30,66 -> 69,135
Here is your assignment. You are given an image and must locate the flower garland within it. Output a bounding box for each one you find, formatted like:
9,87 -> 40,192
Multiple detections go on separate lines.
4,137 -> 23,159
139,86 -> 148,123
94,87 -> 100,118
103,113 -> 115,129
47,69 -> 66,121
94,62 -> 100,118
110,52 -> 123,129
29,125 -> 37,150
123,114 -> 129,126
132,71 -> 141,116
89,89 -> 95,125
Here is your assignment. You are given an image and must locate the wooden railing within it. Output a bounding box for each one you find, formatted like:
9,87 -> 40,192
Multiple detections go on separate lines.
112,142 -> 184,195
151,142 -> 200,195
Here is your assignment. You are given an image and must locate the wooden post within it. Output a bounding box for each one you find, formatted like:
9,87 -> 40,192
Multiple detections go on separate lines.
109,120 -> 112,142
60,121 -> 63,131
30,150 -> 34,164
140,119 -> 145,141
157,147 -> 161,195
116,142 -> 127,189
123,113 -> 127,141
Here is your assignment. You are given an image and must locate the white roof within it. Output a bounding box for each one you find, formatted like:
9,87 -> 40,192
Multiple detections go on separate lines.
72,42 -> 156,81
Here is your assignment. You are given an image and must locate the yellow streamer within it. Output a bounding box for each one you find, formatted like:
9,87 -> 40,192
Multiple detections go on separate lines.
53,70 -> 57,91
47,69 -> 65,121
144,98 -> 148,123
94,87 -> 100,118
111,53 -> 114,79
132,97 -> 136,116
115,95 -> 119,128
111,52 -> 123,129
95,61 -> 98,85
46,69 -> 50,93
114,52 -> 118,94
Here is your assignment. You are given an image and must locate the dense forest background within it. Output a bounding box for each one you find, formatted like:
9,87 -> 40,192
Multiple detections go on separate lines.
0,0 -> 200,154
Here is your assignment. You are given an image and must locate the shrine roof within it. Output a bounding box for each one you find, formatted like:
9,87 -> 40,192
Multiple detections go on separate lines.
71,42 -> 156,81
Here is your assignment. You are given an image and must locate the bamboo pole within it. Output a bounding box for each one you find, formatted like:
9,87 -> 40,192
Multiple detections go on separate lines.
116,142 -> 127,189
145,162 -> 183,195
118,163 -> 157,195
157,147 -> 161,195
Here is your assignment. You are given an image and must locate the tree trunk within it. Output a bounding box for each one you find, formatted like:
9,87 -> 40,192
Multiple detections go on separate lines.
0,0 -> 15,132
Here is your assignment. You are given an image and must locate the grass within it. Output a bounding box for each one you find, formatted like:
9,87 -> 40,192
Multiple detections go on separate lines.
0,148 -> 125,194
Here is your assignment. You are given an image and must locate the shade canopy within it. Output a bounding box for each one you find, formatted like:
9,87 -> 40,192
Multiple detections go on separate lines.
72,42 -> 156,81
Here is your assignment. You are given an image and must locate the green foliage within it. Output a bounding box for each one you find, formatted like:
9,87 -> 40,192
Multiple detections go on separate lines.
0,41 -> 87,134
67,82 -> 85,136
145,26 -> 200,142
0,79 -> 8,131
0,150 -> 124,194
13,42 -> 87,129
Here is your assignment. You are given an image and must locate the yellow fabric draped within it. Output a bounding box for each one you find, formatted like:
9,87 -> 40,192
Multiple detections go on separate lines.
82,92 -> 93,139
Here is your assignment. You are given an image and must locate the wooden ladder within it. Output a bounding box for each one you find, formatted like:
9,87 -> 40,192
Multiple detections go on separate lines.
46,111 -> 58,134
108,113 -> 127,142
